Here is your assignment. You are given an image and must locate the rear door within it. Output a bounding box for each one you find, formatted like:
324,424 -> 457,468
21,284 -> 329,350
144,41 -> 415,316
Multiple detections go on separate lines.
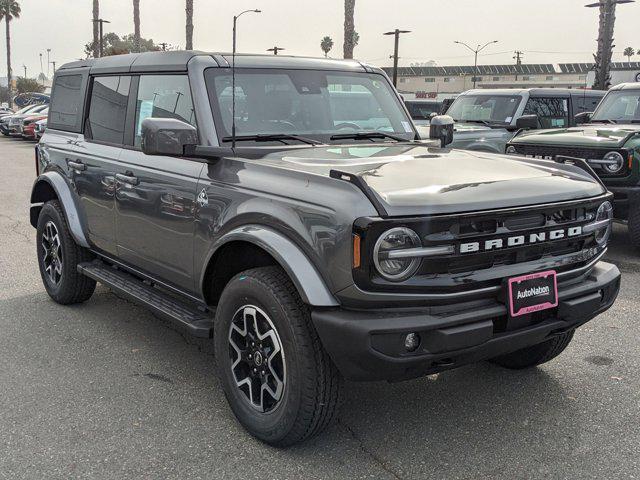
523,95 -> 570,129
115,74 -> 203,292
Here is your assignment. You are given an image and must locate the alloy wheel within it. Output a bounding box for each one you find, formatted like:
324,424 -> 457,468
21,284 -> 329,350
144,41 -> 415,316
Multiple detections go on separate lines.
41,220 -> 63,285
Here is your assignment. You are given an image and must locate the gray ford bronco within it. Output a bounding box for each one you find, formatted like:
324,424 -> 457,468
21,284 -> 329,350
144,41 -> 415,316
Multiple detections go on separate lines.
32,52 -> 620,446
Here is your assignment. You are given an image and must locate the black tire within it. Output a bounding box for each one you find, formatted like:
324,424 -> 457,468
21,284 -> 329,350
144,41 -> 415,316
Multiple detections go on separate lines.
628,205 -> 640,248
36,200 -> 96,305
490,331 -> 575,370
214,266 -> 342,447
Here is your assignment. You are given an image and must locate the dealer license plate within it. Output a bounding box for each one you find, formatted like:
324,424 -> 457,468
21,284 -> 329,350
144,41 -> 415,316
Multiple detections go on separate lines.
508,270 -> 558,318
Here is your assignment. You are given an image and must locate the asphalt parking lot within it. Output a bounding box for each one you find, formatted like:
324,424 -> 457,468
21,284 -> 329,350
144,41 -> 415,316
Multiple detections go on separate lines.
1,135 -> 638,480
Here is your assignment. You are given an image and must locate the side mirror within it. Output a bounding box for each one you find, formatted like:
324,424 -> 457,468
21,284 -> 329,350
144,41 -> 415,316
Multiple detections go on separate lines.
429,115 -> 455,147
515,115 -> 539,130
575,112 -> 592,125
141,118 -> 198,156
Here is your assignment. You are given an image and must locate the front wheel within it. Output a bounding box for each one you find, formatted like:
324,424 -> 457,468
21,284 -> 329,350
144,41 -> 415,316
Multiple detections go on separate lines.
214,266 -> 342,447
490,331 -> 575,369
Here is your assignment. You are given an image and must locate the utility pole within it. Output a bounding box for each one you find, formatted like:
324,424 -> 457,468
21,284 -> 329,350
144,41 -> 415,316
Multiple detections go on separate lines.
267,47 -> 285,55
22,65 -> 27,79
51,62 -> 57,75
92,19 -> 111,57
159,42 -> 168,51
455,40 -> 499,89
46,49 -> 51,78
514,50 -> 524,81
383,29 -> 411,88
586,0 -> 634,90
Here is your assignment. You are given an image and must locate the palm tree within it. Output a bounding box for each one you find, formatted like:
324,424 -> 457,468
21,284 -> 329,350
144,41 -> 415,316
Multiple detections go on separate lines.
320,36 -> 333,57
0,0 -> 20,108
623,47 -> 635,62
92,0 -> 99,58
343,0 -> 355,59
185,0 -> 193,50
133,0 -> 141,53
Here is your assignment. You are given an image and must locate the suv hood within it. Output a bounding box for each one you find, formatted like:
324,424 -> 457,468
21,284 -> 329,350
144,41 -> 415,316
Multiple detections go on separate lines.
257,144 -> 606,216
512,124 -> 640,148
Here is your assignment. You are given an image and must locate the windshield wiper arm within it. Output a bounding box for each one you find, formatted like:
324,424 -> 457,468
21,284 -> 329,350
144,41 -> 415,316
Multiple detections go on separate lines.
329,131 -> 410,142
221,134 -> 322,146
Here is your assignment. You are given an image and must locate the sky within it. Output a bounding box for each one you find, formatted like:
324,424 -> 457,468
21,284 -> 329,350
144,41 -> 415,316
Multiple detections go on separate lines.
5,0 -> 640,80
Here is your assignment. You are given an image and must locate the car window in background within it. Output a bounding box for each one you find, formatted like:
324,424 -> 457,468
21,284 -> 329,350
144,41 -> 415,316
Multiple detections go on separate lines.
87,76 -> 131,145
48,74 -> 84,131
405,101 -> 441,120
523,97 -> 569,128
205,68 -> 415,144
574,95 -> 603,113
134,75 -> 196,147
591,91 -> 640,122
447,95 -> 521,124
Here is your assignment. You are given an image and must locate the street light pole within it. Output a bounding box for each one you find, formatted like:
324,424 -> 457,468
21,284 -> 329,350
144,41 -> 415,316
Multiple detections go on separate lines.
232,9 -> 261,149
454,40 -> 499,89
383,29 -> 411,88
91,19 -> 111,57
46,49 -> 51,78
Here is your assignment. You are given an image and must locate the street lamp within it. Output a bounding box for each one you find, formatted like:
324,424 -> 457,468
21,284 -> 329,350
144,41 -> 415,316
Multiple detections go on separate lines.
231,9 -> 261,149
454,40 -> 499,89
383,29 -> 411,87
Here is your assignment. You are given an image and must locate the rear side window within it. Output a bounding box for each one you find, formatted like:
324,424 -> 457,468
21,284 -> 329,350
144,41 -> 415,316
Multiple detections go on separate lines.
523,97 -> 569,129
87,76 -> 131,145
133,75 -> 196,147
48,74 -> 85,132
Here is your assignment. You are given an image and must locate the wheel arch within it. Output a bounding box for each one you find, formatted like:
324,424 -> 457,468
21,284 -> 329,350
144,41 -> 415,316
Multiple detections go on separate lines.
30,172 -> 90,248
201,226 -> 339,308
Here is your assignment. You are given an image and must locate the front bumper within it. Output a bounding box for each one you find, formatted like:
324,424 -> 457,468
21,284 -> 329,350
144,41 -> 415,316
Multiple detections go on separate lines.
312,261 -> 620,382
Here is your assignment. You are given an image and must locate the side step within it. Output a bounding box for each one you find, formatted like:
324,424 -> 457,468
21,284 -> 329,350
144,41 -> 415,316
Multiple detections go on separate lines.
78,261 -> 214,338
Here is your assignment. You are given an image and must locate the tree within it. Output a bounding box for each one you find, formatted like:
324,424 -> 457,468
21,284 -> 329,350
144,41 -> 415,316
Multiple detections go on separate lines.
353,31 -> 359,49
343,0 -> 355,59
84,32 -> 160,58
623,47 -> 635,62
320,36 -> 334,57
92,0 -> 100,58
0,0 -> 20,108
185,0 -> 194,50
0,84 -> 9,104
133,0 -> 141,53
16,77 -> 45,94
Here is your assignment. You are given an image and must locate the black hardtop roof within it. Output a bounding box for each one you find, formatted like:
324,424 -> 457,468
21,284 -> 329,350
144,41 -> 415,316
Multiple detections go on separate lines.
464,87 -> 606,97
58,51 -> 375,75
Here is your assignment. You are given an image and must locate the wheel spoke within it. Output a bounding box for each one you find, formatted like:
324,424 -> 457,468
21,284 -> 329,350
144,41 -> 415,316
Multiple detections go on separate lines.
40,221 -> 62,285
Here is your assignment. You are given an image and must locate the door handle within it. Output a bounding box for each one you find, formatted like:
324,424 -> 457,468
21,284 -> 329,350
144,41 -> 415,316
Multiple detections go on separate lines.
67,160 -> 86,171
115,173 -> 139,186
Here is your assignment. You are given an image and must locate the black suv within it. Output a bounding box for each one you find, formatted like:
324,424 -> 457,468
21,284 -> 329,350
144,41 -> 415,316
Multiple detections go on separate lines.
31,51 -> 620,446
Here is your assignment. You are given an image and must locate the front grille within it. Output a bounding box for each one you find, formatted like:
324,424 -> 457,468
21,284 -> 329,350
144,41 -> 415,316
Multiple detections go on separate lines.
512,144 -> 611,160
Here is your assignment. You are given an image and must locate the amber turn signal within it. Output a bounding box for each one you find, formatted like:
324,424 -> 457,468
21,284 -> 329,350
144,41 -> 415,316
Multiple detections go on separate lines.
352,234 -> 361,268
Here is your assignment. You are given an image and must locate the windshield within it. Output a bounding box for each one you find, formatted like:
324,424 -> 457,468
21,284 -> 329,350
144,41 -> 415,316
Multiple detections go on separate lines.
205,68 -> 416,145
447,94 -> 522,124
591,90 -> 640,123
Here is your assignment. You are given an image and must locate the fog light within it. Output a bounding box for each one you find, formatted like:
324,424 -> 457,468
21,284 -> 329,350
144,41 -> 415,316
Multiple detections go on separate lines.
404,333 -> 420,352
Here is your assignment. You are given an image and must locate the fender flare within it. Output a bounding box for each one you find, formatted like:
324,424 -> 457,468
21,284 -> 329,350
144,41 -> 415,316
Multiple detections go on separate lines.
203,225 -> 339,307
30,171 -> 90,248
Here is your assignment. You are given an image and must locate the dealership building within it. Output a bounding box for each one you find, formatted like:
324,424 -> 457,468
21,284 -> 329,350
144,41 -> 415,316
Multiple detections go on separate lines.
384,62 -> 640,99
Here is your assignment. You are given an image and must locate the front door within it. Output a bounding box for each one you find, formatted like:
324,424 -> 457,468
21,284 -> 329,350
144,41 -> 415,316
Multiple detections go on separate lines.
115,74 -> 202,292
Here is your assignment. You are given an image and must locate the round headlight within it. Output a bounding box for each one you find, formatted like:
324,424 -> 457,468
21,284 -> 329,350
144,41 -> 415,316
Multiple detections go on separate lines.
594,201 -> 613,245
603,151 -> 624,173
373,227 -> 422,282
506,146 -> 517,155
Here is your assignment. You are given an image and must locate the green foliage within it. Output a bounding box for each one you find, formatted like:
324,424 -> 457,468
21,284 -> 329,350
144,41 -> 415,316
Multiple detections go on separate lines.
0,0 -> 21,21
15,77 -> 45,94
320,36 -> 334,57
623,47 -> 635,61
84,32 -> 161,58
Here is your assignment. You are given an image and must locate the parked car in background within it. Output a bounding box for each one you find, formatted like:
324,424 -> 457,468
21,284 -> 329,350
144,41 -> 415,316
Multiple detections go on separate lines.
404,99 -> 442,125
427,88 -> 606,153
1,104 -> 49,136
507,82 -> 640,246
21,109 -> 49,140
34,118 -> 47,141
0,106 -> 14,117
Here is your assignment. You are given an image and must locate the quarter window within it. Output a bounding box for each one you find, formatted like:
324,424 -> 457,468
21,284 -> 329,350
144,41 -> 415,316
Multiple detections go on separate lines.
134,75 -> 196,147
49,74 -> 84,132
87,76 -> 131,144
523,97 -> 569,128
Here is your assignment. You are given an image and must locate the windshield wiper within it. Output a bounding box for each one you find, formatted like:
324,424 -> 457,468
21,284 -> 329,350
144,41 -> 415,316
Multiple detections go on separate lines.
461,119 -> 493,126
329,131 -> 410,142
221,134 -> 322,146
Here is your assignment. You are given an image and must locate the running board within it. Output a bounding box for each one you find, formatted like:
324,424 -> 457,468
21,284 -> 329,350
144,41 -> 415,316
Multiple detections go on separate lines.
77,261 -> 213,338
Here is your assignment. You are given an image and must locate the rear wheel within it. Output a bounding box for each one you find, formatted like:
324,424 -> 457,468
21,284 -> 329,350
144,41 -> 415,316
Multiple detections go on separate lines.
214,266 -> 342,447
36,200 -> 96,304
490,331 -> 575,369
628,205 -> 640,248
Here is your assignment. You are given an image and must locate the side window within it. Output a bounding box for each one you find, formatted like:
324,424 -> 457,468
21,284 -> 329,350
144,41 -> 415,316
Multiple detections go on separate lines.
523,97 -> 569,129
87,76 -> 131,144
134,75 -> 196,147
49,74 -> 84,132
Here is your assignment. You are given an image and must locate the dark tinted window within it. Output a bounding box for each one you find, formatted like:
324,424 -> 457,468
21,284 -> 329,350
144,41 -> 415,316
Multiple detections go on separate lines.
524,97 -> 569,128
405,101 -> 441,120
574,95 -> 603,113
88,76 -> 131,144
134,75 -> 196,147
49,74 -> 84,131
